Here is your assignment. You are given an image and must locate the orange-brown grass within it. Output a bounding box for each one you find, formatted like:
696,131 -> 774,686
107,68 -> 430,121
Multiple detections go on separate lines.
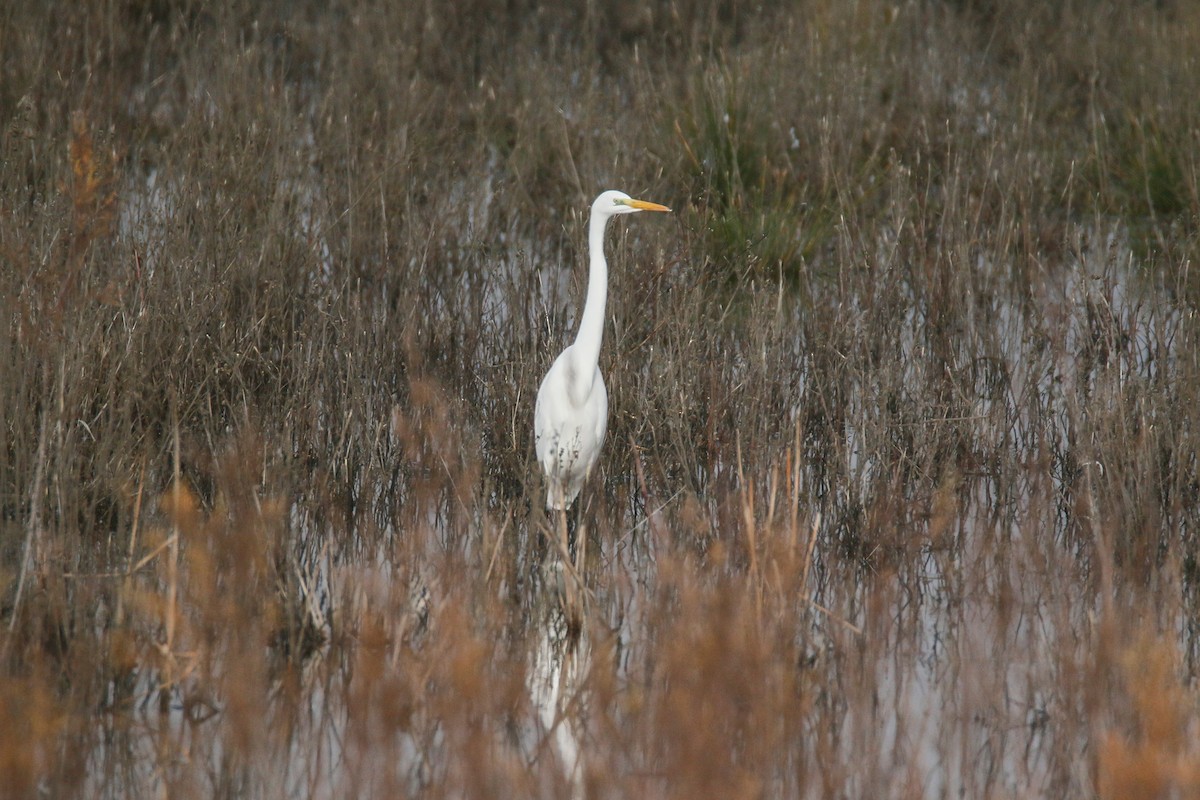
2,1 -> 1200,798
1097,634 -> 1200,799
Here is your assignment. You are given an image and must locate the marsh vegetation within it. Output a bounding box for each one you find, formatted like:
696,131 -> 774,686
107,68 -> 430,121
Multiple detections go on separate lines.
2,1 -> 1200,797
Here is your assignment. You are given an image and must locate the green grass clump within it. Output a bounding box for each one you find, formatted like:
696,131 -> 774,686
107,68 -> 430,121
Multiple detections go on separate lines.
672,64 -> 832,287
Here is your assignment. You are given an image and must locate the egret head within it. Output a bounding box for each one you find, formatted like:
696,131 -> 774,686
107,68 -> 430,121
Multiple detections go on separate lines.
593,189 -> 671,218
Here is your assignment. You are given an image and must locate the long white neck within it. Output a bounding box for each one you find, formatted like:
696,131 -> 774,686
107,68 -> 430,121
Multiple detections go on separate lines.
569,209 -> 610,394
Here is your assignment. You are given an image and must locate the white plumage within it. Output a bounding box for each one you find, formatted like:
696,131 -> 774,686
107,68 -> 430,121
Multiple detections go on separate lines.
535,190 -> 670,510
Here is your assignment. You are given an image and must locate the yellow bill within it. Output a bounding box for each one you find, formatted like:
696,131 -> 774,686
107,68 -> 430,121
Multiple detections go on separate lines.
623,198 -> 672,212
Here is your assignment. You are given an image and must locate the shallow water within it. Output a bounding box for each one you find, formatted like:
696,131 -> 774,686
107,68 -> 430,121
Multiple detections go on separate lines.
77,158 -> 1194,798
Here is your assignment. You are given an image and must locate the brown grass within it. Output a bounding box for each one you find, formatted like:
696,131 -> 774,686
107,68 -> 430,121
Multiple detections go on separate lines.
2,0 -> 1200,797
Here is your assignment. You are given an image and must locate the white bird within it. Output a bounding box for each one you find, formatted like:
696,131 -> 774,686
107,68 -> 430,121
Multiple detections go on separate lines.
535,190 -> 671,511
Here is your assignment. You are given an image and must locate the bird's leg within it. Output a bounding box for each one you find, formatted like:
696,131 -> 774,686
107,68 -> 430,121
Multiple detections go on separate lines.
565,504 -> 585,567
574,511 -> 587,601
558,507 -> 582,636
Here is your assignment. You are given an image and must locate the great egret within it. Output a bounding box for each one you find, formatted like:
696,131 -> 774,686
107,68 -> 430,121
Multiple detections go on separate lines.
535,190 -> 671,511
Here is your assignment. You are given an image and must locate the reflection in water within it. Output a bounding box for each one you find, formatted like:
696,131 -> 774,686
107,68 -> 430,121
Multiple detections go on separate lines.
530,607 -> 587,800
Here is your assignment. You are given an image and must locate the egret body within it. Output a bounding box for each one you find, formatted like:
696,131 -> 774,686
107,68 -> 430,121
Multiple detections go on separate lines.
534,190 -> 670,510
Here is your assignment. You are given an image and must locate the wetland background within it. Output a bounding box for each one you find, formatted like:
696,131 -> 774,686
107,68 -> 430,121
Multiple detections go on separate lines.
3,0 -> 1200,797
